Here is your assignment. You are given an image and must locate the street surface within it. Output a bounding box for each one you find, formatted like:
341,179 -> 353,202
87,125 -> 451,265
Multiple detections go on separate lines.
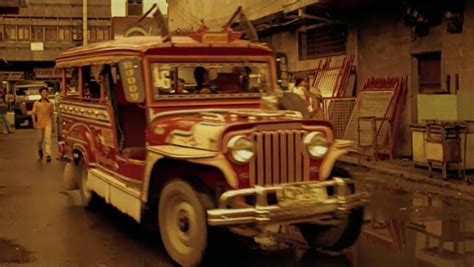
1,130 -> 474,267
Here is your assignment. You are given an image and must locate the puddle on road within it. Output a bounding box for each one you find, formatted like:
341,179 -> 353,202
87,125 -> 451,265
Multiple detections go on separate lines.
0,238 -> 34,264
356,185 -> 474,267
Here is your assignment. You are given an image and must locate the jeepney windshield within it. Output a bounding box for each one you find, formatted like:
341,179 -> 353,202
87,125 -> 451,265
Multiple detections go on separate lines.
150,62 -> 271,99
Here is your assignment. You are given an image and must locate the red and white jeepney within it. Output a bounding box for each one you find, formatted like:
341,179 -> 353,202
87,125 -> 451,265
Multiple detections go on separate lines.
57,29 -> 368,266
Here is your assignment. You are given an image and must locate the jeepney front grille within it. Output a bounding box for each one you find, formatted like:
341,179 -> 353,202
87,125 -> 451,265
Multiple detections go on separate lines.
249,130 -> 310,186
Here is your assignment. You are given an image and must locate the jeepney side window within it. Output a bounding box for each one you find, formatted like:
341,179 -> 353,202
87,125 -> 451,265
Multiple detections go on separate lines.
64,68 -> 79,97
151,62 -> 270,99
81,65 -> 102,100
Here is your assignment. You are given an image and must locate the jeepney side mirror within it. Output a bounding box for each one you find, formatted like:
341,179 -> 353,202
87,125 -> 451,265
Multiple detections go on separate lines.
274,52 -> 289,91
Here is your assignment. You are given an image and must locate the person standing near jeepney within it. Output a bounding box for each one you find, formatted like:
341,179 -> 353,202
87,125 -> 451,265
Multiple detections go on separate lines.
0,88 -> 12,134
32,87 -> 54,162
292,78 -> 323,119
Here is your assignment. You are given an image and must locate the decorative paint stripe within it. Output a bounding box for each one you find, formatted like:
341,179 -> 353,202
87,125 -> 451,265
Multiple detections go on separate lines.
67,136 -> 87,145
60,113 -> 111,127
59,100 -> 109,109
58,103 -> 111,123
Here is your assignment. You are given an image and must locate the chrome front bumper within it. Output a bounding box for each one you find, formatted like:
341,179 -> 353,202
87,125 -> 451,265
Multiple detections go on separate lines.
207,178 -> 369,226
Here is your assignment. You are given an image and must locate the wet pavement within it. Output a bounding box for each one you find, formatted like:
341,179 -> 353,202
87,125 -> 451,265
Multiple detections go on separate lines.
2,130 -> 474,267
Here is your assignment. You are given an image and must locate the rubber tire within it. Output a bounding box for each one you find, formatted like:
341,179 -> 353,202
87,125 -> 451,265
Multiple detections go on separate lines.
298,166 -> 364,251
158,179 -> 212,267
63,162 -> 80,190
77,158 -> 99,209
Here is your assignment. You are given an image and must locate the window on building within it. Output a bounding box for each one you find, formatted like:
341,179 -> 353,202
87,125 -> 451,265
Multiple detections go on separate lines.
416,52 -> 441,93
31,26 -> 43,41
127,0 -> 143,16
18,26 -> 29,40
58,27 -> 71,41
299,24 -> 347,59
88,27 -> 97,41
72,27 -> 83,41
4,26 -> 16,40
96,27 -> 109,41
45,26 -> 57,41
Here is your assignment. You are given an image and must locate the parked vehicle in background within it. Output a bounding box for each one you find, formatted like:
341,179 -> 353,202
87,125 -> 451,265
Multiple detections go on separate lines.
57,28 -> 369,267
13,81 -> 53,128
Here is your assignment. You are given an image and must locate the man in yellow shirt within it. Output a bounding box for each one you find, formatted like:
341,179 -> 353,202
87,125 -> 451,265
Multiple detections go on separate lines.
32,87 -> 54,162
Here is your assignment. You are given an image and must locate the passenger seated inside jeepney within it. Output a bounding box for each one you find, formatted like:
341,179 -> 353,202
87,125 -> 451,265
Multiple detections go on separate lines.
194,66 -> 218,94
175,78 -> 188,94
150,63 -> 269,97
85,81 -> 101,99
159,76 -> 189,94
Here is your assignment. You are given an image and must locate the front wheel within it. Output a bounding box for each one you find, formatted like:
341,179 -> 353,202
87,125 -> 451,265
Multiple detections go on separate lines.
158,179 -> 212,267
298,166 -> 364,251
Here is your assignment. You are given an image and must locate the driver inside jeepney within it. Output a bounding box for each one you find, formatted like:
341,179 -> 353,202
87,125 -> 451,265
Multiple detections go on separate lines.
193,67 -> 218,94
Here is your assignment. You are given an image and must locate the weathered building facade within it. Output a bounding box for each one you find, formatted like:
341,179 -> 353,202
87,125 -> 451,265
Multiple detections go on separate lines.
0,0 -> 111,80
168,0 -> 356,72
167,0 -> 472,157
111,0 -> 167,40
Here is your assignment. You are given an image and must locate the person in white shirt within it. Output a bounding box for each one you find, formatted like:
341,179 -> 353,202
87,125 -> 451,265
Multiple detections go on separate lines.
292,78 -> 323,119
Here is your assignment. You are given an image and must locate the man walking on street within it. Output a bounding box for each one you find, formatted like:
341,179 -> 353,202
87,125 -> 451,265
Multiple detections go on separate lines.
32,87 -> 54,162
0,87 -> 12,134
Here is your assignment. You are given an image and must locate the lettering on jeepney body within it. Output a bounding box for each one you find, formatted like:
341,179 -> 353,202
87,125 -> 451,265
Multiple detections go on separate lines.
118,58 -> 145,103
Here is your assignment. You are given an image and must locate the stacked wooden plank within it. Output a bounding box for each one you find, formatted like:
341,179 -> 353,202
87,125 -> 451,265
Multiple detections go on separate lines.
343,77 -> 407,158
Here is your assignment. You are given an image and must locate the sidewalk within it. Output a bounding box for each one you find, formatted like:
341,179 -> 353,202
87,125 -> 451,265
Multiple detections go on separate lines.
338,155 -> 474,196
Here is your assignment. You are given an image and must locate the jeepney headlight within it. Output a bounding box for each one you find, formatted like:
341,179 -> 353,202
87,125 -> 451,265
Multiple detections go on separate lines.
227,135 -> 255,164
304,132 -> 329,158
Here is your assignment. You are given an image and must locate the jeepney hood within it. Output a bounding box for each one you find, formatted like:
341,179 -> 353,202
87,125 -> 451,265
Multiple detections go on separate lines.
146,109 -> 312,151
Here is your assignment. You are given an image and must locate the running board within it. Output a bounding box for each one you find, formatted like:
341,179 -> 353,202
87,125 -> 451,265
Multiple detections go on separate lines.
87,168 -> 142,222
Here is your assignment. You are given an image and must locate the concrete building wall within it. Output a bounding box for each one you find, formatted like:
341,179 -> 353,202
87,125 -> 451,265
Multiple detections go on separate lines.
168,0 -> 354,72
18,0 -> 110,18
168,0 -> 298,31
265,25 -> 357,72
111,0 -> 168,17
357,3 -> 474,157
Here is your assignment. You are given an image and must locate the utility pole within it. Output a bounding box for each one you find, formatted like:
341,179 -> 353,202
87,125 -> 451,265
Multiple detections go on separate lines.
83,0 -> 88,45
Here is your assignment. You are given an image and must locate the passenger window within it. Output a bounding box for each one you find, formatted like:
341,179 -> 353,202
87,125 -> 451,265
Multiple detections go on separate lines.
151,62 -> 270,98
82,66 -> 102,100
65,68 -> 79,97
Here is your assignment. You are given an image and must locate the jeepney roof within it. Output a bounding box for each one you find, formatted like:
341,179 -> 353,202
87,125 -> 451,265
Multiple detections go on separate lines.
55,35 -> 273,68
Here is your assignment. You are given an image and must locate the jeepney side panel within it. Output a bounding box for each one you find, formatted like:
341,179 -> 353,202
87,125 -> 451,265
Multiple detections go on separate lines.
141,149 -> 237,203
59,58 -> 147,183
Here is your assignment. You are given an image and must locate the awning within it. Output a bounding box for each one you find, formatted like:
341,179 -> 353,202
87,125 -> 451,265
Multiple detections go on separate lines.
232,1 -> 346,38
